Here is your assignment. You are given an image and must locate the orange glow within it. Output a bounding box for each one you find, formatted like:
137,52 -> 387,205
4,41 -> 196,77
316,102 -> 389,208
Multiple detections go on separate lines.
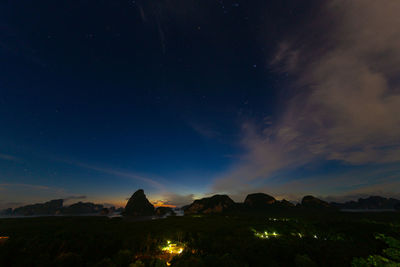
152,201 -> 176,208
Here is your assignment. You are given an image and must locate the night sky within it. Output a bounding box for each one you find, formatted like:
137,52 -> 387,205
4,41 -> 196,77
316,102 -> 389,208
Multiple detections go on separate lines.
1,0 -> 400,208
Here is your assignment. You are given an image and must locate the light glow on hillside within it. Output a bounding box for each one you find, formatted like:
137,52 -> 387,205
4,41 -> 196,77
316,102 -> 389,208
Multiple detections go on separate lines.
162,241 -> 184,254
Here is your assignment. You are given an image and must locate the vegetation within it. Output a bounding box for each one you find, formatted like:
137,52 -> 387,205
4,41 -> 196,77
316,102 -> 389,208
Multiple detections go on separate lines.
0,211 -> 399,266
352,234 -> 400,267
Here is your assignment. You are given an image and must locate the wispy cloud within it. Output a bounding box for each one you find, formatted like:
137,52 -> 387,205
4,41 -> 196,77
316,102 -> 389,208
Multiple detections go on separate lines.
0,183 -> 66,199
0,183 -> 55,191
213,0 -> 400,196
189,122 -> 221,139
270,0 -> 400,165
63,195 -> 87,201
0,153 -> 18,162
63,160 -> 166,191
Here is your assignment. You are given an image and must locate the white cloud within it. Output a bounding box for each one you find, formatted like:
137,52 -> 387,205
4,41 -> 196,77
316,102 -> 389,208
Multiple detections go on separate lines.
213,0 -> 400,196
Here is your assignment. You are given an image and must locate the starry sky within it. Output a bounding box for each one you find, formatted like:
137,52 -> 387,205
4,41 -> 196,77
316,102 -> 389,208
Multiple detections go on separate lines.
1,0 -> 400,208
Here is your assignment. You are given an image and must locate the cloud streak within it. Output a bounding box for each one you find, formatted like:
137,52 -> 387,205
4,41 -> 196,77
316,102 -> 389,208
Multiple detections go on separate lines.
63,195 -> 87,201
214,0 -> 400,196
0,153 -> 18,162
64,160 -> 166,191
0,183 -> 62,192
189,122 -> 221,139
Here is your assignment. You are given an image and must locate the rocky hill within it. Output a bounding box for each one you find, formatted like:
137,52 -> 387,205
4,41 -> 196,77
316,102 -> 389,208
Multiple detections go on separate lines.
301,195 -> 333,209
184,195 -> 234,215
62,202 -> 104,214
244,193 -> 276,207
124,189 -> 155,216
13,199 -> 64,216
243,193 -> 295,210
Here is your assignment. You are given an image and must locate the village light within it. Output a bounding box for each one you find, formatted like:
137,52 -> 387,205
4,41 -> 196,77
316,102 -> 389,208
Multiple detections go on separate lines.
298,233 -> 303,238
160,241 -> 186,267
268,217 -> 290,222
254,230 -> 327,240
162,242 -> 185,255
255,231 -> 279,239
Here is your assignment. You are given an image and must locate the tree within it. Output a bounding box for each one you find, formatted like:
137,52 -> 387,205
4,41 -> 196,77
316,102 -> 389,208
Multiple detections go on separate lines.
295,254 -> 318,267
352,234 -> 400,267
114,249 -> 133,267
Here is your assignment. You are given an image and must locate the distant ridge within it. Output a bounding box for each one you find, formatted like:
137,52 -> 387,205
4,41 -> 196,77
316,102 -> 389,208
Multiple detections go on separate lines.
1,199 -> 117,216
12,199 -> 64,216
331,196 -> 400,210
2,191 -> 399,217
182,193 -> 400,215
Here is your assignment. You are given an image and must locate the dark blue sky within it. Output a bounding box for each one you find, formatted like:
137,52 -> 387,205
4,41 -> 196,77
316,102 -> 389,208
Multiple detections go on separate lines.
1,0 -> 400,207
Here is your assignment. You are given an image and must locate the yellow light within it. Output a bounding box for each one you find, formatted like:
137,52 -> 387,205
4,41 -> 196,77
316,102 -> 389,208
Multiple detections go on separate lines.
255,231 -> 280,239
162,243 -> 184,255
